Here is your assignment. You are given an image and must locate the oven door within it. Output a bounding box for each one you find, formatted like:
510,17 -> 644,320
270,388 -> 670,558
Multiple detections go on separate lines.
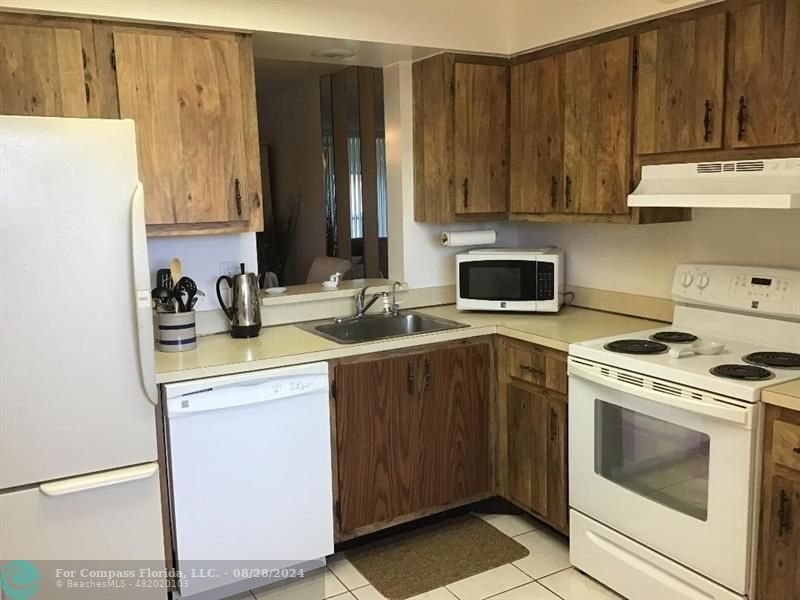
568,357 -> 757,594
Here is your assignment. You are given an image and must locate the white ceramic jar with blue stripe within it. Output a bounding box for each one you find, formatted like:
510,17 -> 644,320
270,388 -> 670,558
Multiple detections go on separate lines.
157,311 -> 197,352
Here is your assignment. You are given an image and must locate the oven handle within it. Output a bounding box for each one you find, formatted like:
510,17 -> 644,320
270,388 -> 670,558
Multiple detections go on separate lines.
569,360 -> 752,428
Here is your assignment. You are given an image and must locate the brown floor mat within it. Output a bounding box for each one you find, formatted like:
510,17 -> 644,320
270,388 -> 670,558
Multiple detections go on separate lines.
345,514 -> 530,600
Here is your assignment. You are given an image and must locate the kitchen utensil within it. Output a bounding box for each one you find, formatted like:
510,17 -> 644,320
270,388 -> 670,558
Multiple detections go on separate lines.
169,257 -> 182,290
669,341 -> 725,359
216,263 -> 262,338
172,287 -> 186,313
187,297 -> 198,311
174,277 -> 198,309
156,268 -> 173,289
152,286 -> 175,312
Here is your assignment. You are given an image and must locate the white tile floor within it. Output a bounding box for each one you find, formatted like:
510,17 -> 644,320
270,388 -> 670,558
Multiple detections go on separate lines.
235,513 -> 623,600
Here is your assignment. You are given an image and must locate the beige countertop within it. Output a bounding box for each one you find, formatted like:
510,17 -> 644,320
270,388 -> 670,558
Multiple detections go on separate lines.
155,305 -> 663,384
763,380 -> 800,412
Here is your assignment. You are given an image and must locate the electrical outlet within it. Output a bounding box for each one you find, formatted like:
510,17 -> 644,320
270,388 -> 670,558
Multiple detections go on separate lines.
219,261 -> 241,277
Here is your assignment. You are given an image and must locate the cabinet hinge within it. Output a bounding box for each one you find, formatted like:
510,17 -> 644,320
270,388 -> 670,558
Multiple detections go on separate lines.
110,48 -> 116,70
632,49 -> 639,73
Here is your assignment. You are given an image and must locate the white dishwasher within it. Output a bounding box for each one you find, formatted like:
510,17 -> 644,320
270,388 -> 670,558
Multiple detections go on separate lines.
164,362 -> 334,600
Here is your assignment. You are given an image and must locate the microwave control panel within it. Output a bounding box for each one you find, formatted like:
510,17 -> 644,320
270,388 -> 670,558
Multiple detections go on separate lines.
672,264 -> 800,319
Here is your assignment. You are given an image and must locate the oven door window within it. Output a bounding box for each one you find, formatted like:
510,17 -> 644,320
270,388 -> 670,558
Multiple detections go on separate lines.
459,260 -> 536,301
594,399 -> 710,521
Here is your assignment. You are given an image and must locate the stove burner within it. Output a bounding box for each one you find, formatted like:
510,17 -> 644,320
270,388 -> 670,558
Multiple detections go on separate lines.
743,352 -> 800,370
710,364 -> 774,381
650,331 -> 698,343
604,339 -> 669,355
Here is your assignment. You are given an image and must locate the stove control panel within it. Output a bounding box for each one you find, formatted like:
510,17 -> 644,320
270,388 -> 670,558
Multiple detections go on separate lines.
672,264 -> 800,319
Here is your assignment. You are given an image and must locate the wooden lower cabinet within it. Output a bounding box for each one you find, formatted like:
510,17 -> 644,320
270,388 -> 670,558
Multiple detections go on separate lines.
757,404 -> 800,600
500,338 -> 569,534
333,342 -> 491,537
505,382 -> 568,533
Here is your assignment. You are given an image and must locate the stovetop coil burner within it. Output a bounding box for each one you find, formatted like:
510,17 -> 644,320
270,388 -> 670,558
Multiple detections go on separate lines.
650,331 -> 698,343
743,351 -> 800,369
604,339 -> 669,355
710,364 -> 774,381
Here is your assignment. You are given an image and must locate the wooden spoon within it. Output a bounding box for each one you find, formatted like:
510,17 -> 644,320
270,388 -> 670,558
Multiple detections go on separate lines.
169,257 -> 182,288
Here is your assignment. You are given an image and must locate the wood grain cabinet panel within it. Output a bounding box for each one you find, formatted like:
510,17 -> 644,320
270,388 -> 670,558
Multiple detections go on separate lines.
454,62 -> 508,215
334,343 -> 490,536
726,0 -> 800,149
563,37 -> 633,215
509,56 -> 564,214
113,30 -> 250,228
0,20 -> 91,118
636,13 -> 726,154
506,383 -> 548,515
757,404 -> 800,600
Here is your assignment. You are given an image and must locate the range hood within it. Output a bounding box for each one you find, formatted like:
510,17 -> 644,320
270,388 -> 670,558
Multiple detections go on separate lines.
628,157 -> 800,209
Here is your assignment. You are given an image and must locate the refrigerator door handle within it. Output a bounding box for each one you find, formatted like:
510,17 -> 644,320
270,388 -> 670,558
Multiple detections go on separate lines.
39,463 -> 158,496
131,182 -> 157,406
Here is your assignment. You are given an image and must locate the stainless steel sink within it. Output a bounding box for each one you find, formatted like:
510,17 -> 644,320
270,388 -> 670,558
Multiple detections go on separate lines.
298,311 -> 468,344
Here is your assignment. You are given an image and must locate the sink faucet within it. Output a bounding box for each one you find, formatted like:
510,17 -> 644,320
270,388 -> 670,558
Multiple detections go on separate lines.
354,285 -> 382,318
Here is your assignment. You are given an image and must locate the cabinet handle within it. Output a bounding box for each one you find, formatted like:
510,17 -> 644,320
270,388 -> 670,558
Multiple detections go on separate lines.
793,447 -> 800,454
778,489 -> 792,537
234,178 -> 242,216
737,96 -> 747,141
520,365 -> 543,377
407,360 -> 415,395
550,176 -> 558,209
703,99 -> 712,142
564,175 -> 572,208
462,177 -> 469,209
424,358 -> 432,391
549,407 -> 557,442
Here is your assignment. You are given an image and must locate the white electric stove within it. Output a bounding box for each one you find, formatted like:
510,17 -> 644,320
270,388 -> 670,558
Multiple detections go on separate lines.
568,264 -> 800,600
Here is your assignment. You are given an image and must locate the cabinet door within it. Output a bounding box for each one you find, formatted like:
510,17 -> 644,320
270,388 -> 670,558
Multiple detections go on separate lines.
335,354 -> 423,532
423,344 -> 490,506
113,30 -> 249,227
506,383 -> 548,515
0,21 -> 90,117
546,396 -> 568,532
758,474 -> 800,599
412,53 -> 455,223
727,0 -> 800,148
563,37 -> 633,215
510,56 -> 563,214
454,63 -> 508,215
636,13 -> 726,154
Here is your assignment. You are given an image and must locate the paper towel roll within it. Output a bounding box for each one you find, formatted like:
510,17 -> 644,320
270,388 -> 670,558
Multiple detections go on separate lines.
440,230 -> 497,247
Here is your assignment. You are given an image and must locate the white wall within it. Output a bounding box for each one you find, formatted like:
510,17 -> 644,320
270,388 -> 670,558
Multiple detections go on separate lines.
258,79 -> 327,285
516,210 -> 800,299
147,233 -> 258,312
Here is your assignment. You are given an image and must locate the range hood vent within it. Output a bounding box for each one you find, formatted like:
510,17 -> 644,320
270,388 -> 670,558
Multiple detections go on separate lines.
628,157 -> 800,209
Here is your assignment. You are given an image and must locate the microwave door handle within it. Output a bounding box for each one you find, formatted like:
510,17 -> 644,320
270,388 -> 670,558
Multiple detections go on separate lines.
568,360 -> 752,427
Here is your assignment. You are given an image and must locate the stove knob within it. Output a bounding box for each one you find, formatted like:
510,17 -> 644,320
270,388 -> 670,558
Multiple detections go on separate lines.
680,272 -> 694,287
697,274 -> 709,289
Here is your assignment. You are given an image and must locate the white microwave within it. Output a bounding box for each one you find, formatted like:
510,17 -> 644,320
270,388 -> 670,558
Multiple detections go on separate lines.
456,247 -> 565,312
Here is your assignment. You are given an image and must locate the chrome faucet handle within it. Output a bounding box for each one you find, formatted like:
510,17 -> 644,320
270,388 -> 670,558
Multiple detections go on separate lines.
390,281 -> 404,315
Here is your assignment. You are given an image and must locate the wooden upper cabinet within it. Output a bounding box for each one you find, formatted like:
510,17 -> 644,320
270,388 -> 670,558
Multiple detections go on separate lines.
413,53 -> 454,224
510,56 -> 563,214
636,13 -> 726,154
563,37 -> 633,215
727,0 -> 800,149
0,17 -> 94,118
454,62 -> 508,215
413,54 -> 508,223
112,29 -> 256,231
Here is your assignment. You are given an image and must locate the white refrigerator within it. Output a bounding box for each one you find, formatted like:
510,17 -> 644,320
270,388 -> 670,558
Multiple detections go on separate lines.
0,117 -> 166,598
